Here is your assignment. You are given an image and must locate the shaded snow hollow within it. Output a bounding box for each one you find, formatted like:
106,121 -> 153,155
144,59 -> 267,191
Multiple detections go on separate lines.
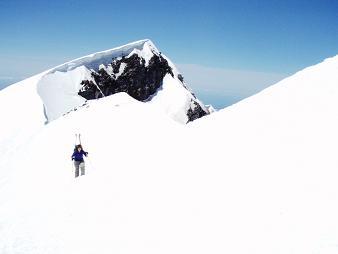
1,43 -> 338,253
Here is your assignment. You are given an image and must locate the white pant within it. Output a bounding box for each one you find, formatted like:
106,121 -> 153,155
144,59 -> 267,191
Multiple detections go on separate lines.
74,161 -> 85,177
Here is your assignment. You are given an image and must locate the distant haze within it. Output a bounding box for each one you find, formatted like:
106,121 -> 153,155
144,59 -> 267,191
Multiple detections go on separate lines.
178,64 -> 287,109
0,78 -> 21,90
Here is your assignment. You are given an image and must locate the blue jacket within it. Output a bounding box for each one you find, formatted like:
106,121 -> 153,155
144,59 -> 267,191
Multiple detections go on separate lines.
72,150 -> 88,162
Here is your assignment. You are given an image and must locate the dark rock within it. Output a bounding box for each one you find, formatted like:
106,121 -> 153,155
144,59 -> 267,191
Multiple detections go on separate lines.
178,74 -> 184,82
79,53 -> 174,102
186,100 -> 208,122
79,80 -> 101,100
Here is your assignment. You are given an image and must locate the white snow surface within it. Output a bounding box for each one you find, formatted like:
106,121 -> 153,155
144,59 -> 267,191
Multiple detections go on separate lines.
37,66 -> 88,121
146,74 -> 197,123
2,47 -> 338,253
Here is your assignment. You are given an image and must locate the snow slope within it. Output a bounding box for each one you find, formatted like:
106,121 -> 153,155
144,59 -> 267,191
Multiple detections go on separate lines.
0,94 -> 194,254
188,54 -> 338,253
2,50 -> 338,253
0,74 -> 46,172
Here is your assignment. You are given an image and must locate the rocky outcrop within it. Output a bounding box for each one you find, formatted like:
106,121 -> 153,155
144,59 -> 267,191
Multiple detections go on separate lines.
79,53 -> 173,101
186,100 -> 208,122
78,47 -> 210,123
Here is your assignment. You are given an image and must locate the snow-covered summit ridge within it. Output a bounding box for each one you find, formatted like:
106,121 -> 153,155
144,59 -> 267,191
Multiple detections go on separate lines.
48,39 -> 156,74
36,39 -> 209,123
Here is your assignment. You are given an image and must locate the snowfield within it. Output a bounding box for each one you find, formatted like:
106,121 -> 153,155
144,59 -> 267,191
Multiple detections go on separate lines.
1,41 -> 338,253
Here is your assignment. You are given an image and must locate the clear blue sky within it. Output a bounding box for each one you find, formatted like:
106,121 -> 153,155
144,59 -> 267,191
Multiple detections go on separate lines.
0,0 -> 337,108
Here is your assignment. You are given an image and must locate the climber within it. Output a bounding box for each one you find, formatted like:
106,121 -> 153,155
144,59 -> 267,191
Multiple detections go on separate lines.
71,144 -> 88,177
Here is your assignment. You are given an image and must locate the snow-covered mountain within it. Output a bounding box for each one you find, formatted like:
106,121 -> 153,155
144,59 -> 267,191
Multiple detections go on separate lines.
1,41 -> 338,253
38,39 -> 209,123
0,40 -> 209,148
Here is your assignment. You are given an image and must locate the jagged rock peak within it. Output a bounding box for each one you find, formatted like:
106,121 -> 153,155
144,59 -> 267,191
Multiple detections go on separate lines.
79,50 -> 174,102
76,39 -> 209,122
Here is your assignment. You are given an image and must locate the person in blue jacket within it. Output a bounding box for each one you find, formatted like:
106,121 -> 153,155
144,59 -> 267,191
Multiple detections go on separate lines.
72,144 -> 88,177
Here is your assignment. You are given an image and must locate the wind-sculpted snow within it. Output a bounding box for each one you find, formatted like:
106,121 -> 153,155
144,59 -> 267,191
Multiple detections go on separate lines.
47,39 -> 152,74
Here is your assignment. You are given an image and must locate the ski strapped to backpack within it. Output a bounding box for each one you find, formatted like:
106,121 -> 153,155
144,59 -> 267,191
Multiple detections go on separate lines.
75,133 -> 82,145
74,133 -> 82,151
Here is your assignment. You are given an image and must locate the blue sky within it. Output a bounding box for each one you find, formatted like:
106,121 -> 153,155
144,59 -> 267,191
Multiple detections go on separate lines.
0,0 -> 337,108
